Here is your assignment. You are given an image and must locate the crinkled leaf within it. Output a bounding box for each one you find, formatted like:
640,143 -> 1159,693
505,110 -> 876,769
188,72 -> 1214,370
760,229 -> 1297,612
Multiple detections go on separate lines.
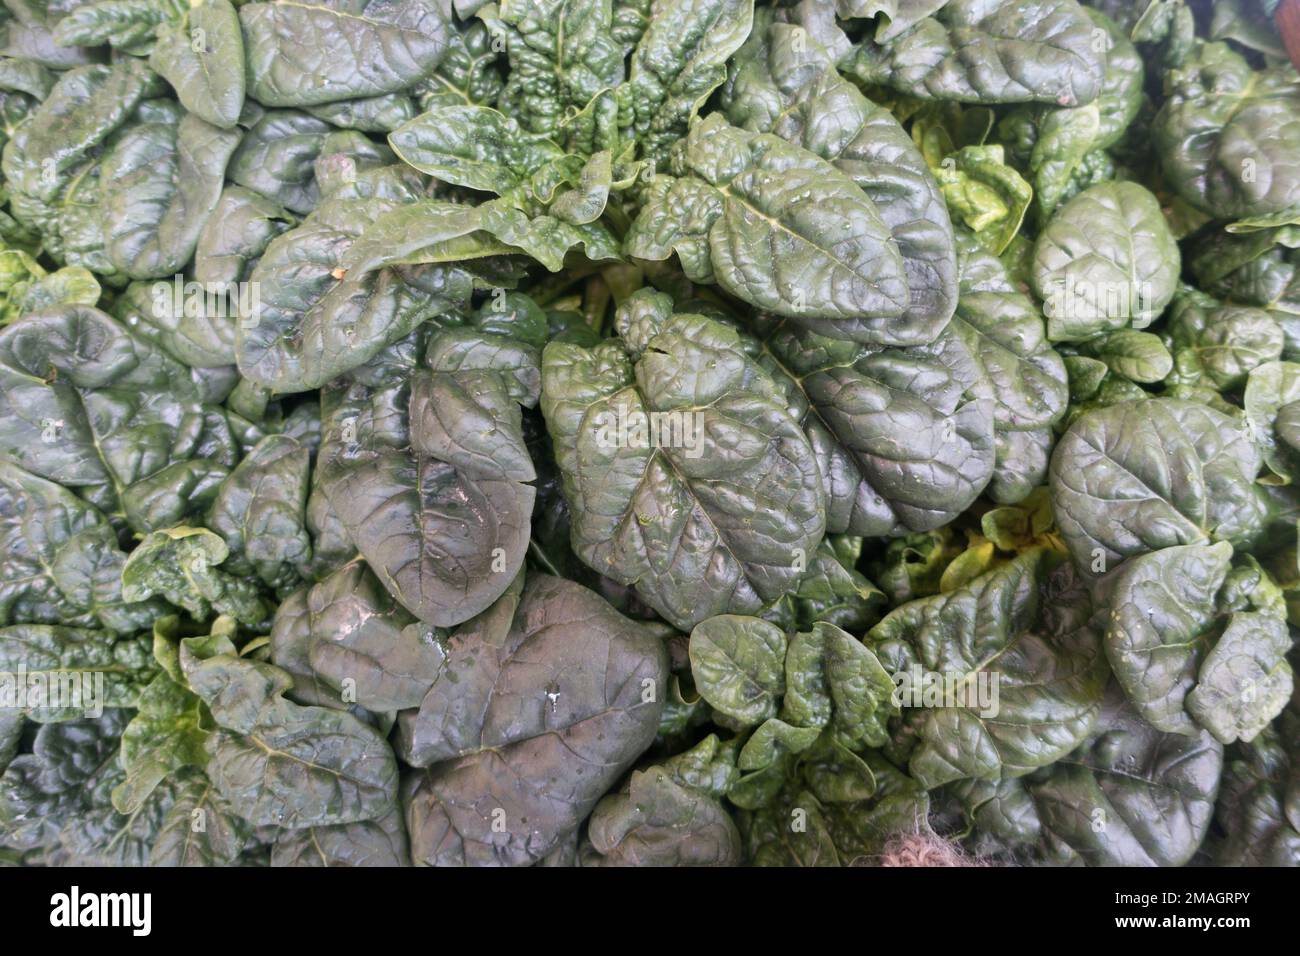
0,306 -> 238,532
847,0 -> 1106,106
869,551 -> 1107,788
0,624 -> 152,721
1245,360 -> 1300,483
1187,612 -> 1292,746
1028,688 -> 1223,866
206,434 -> 311,589
626,114 -> 912,343
149,770 -> 250,866
1155,43 -> 1300,224
542,294 -> 826,629
1032,182 -> 1180,342
180,641 -> 399,829
689,615 -> 786,725
121,527 -> 268,626
1169,291 -> 1283,392
1049,398 -> 1265,572
270,560 -> 446,712
755,318 -> 996,537
240,0 -> 451,107
723,33 -> 959,346
582,734 -> 742,866
0,461 -> 160,632
318,326 -> 539,627
150,0 -> 245,128
270,804 -> 408,866
1080,330 -> 1173,385
398,573 -> 667,866
193,185 -> 295,292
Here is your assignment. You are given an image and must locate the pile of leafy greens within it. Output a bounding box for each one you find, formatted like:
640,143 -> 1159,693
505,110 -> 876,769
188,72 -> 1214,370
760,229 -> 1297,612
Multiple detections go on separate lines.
1,0 -> 1298,867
